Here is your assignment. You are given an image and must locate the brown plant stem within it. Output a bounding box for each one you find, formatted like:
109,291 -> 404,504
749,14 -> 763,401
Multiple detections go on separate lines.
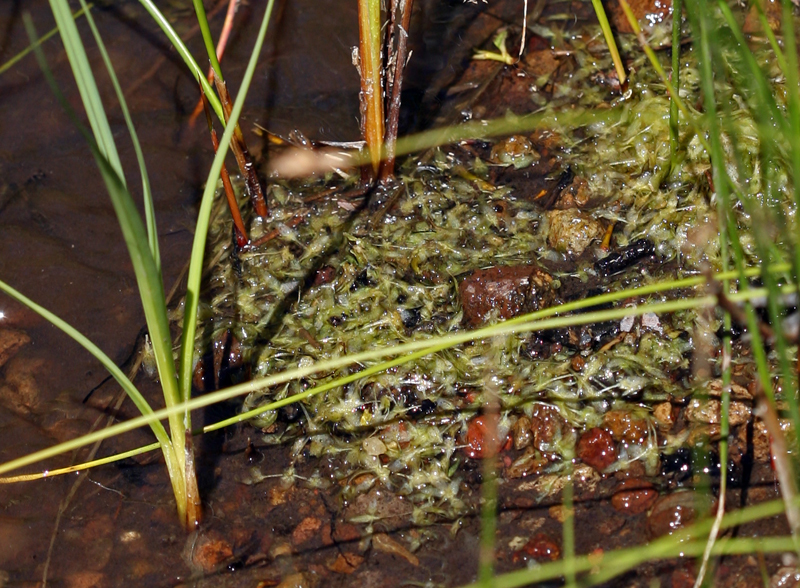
358,0 -> 384,175
213,75 -> 269,218
753,382 -> 800,554
184,430 -> 202,528
380,0 -> 413,182
189,0 -> 240,128
201,89 -> 249,248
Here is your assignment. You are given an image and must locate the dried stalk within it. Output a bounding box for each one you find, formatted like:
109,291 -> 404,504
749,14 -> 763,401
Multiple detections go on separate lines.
213,75 -> 269,218
380,0 -> 413,182
358,0 -> 384,175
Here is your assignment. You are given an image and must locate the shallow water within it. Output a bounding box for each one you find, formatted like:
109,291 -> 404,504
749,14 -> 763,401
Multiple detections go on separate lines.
0,1 -> 792,586
0,0 -> 484,584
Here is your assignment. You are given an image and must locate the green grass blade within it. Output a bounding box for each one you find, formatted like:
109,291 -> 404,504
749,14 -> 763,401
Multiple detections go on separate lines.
26,7 -> 184,457
591,0 -> 626,84
5,284 -> 792,477
48,0 -> 124,184
669,0 -> 681,161
75,0 -> 160,271
0,3 -> 93,77
0,278 -> 168,446
137,0 -> 224,123
192,0 -> 224,82
177,0 -> 277,405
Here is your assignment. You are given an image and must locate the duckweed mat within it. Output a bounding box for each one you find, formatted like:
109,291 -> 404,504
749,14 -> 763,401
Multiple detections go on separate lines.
195,0 -> 790,529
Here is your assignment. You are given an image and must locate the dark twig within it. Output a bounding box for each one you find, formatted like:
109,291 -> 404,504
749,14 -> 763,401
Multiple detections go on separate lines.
752,381 -> 800,553
709,276 -> 775,342
213,75 -> 269,218
380,0 -> 414,182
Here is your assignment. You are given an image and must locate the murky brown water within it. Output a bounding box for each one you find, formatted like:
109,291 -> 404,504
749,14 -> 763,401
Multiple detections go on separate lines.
0,1 -> 792,586
0,1 -> 487,585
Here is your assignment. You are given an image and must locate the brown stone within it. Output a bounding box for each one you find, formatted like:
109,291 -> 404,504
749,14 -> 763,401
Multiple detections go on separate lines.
0,357 -> 44,416
611,488 -> 658,515
511,415 -> 533,450
685,398 -> 751,426
291,517 -> 322,546
743,0 -> 782,34
328,553 -> 364,574
652,401 -> 674,430
332,523 -> 361,543
275,572 -> 313,588
0,328 -> 30,370
461,414 -> 509,459
459,264 -> 554,326
521,533 -> 560,561
190,534 -> 234,573
547,209 -> 604,257
602,410 -> 648,445
529,403 -> 569,450
548,504 -> 573,523
647,491 -> 716,538
506,446 -> 547,478
576,427 -> 617,472
65,572 -> 107,588
554,176 -> 592,210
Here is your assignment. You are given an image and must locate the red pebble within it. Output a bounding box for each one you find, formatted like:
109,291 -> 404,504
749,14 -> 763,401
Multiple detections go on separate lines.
576,427 -> 617,471
522,533 -> 561,561
462,415 -> 507,459
610,488 -> 658,515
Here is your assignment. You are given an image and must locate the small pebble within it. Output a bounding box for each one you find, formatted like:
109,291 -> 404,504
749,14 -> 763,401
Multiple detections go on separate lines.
576,427 -> 617,472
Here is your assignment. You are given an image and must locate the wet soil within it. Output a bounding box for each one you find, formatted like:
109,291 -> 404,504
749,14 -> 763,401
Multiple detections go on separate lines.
0,1 -> 794,587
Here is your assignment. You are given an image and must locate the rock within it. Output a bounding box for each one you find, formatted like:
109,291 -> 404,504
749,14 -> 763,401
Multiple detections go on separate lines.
0,357 -> 44,415
489,135 -> 539,169
686,424 -> 722,445
187,532 -> 234,574
652,402 -> 674,430
506,446 -> 547,478
547,209 -> 604,257
554,176 -> 591,210
685,399 -> 751,426
647,491 -> 716,538
332,523 -> 361,543
459,264 -> 554,326
65,572 -> 107,588
511,415 -> 533,450
292,517 -> 322,546
769,567 -> 800,588
576,427 -> 617,472
611,488 -> 658,515
706,379 -> 752,400
548,504 -> 573,523
327,553 -> 364,574
602,410 -> 648,445
522,45 -> 563,79
521,533 -> 560,561
461,415 -> 508,459
362,437 -> 387,457
372,533 -> 419,566
607,0 -> 672,35
529,403 -> 569,450
0,328 -> 30,370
